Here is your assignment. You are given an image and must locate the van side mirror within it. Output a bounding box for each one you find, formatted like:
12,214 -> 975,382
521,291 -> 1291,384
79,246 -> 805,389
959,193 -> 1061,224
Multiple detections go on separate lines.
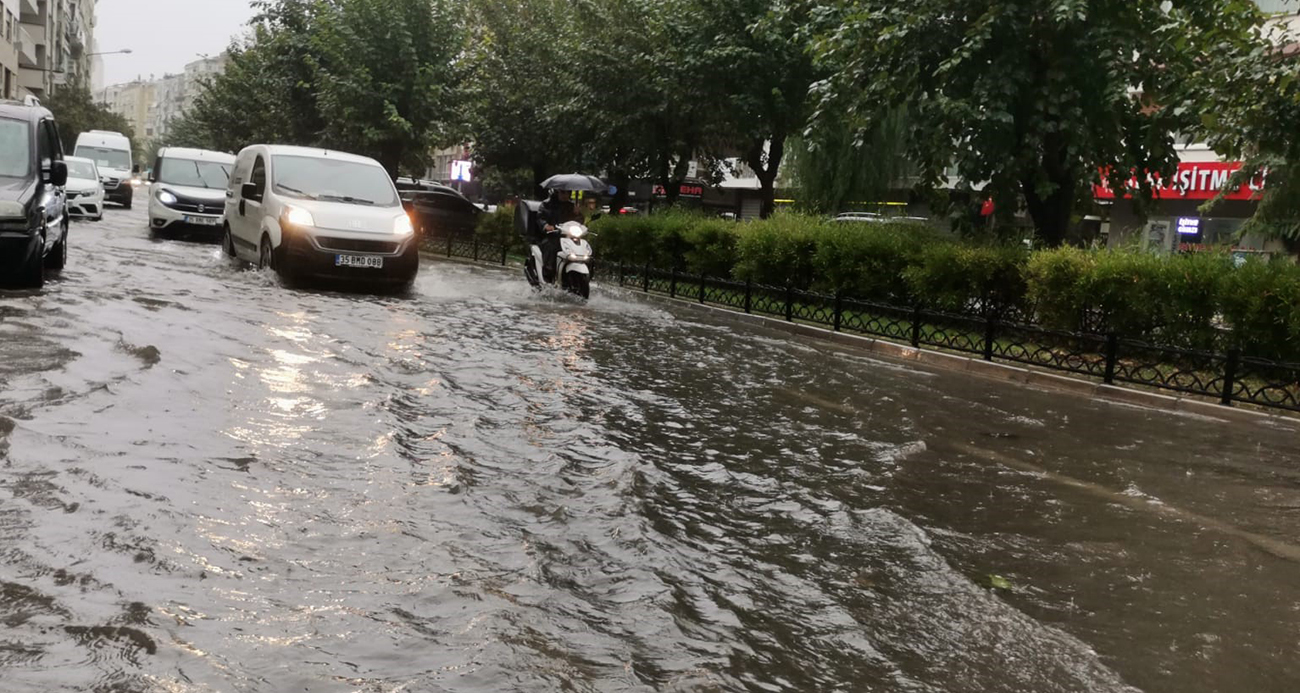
132,164 -> 141,175
148,170 -> 157,183
48,160 -> 68,187
241,182 -> 261,202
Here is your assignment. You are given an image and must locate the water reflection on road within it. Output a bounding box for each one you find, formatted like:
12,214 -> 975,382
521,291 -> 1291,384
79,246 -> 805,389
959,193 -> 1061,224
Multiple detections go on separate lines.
2,206 -> 1299,692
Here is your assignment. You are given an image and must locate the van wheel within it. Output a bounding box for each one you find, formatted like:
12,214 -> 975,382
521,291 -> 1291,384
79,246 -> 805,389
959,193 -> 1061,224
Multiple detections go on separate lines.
259,236 -> 276,271
222,224 -> 236,258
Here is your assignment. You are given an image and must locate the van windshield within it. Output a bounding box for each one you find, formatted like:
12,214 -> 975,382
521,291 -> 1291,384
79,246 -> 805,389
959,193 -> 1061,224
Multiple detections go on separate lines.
159,158 -> 231,189
76,146 -> 132,171
0,118 -> 31,179
272,156 -> 398,207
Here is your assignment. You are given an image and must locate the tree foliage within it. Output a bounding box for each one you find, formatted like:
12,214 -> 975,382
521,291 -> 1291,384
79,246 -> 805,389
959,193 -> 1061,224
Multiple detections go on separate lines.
787,108 -> 913,215
43,79 -> 137,158
166,0 -> 464,177
806,0 -> 1267,245
1195,5 -> 1300,247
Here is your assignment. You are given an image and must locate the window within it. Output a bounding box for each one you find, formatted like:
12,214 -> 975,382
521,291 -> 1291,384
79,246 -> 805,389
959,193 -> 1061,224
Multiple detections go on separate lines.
158,158 -> 231,189
0,117 -> 31,178
66,159 -> 97,180
250,156 -> 267,197
271,156 -> 399,207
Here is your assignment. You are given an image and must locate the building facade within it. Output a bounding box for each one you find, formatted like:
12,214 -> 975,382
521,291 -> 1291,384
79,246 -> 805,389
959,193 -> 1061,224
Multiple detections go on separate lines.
5,0 -> 94,100
99,52 -> 228,142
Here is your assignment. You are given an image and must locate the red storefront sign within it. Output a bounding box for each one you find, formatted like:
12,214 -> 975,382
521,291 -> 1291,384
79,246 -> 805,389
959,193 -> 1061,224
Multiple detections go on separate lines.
652,182 -> 705,198
1094,162 -> 1268,201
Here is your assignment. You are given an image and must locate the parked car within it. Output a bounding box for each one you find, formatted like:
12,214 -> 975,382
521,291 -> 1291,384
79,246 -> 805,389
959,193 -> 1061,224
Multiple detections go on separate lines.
73,130 -> 136,209
395,178 -> 481,237
223,145 -> 418,288
0,98 -> 69,288
148,147 -> 236,234
64,155 -> 105,221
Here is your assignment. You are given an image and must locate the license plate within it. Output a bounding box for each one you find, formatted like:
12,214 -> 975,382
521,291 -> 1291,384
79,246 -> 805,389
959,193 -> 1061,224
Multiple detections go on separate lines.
335,254 -> 383,269
184,215 -> 220,226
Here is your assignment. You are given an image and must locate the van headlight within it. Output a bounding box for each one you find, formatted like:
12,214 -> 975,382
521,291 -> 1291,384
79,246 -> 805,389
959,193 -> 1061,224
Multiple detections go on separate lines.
393,214 -> 414,237
0,200 -> 24,219
282,205 -> 315,228
157,190 -> 177,206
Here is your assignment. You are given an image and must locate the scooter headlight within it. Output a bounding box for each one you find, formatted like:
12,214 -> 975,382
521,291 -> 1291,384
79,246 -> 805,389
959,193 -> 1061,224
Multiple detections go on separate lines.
563,224 -> 587,239
565,253 -> 591,263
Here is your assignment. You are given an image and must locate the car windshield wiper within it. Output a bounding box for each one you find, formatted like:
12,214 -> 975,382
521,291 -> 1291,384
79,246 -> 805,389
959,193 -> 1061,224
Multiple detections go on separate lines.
277,184 -> 318,199
191,160 -> 210,188
319,194 -> 375,205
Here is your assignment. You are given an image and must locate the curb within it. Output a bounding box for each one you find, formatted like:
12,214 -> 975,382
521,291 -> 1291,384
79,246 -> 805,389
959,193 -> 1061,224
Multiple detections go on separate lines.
614,286 -> 1300,429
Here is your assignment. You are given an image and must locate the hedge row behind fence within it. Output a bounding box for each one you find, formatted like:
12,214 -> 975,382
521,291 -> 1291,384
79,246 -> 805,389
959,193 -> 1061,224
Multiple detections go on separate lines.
581,211 -> 1300,362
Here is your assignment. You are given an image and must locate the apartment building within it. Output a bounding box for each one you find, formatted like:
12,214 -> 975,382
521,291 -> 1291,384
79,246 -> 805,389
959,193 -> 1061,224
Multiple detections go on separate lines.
3,0 -> 93,101
101,52 -> 228,142
97,78 -> 155,139
0,0 -> 18,100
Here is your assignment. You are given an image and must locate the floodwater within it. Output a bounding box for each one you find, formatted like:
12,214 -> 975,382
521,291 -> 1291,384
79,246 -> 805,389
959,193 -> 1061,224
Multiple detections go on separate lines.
2,204 -> 1300,692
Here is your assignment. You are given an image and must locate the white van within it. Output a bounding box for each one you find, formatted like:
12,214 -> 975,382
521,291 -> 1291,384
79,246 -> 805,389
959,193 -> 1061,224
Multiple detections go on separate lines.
73,130 -> 136,209
147,147 -> 235,233
223,145 -> 418,288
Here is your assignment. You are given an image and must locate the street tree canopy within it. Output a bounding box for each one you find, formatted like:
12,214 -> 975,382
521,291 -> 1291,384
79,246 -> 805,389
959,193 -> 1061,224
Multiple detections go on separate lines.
807,0 -> 1268,245
168,0 -> 465,178
44,79 -> 137,159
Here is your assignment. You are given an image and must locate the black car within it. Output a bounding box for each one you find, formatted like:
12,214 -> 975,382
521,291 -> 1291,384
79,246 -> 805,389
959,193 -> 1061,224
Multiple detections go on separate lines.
395,178 -> 482,237
0,98 -> 69,288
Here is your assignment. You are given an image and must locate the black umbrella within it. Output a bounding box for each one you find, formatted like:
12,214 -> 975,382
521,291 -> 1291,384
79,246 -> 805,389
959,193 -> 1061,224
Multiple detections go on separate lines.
541,173 -> 606,193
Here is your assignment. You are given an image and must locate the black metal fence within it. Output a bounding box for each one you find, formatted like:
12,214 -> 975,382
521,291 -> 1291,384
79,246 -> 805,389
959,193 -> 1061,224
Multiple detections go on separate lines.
421,232 -> 1300,414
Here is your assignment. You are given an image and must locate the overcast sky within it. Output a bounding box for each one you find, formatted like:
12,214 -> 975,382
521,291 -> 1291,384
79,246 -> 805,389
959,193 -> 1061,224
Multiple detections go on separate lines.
96,0 -> 257,87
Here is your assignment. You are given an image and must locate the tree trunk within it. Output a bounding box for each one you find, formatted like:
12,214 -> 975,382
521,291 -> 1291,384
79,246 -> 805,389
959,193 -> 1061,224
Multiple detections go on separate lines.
1020,137 -> 1076,247
746,135 -> 786,219
379,143 -> 403,181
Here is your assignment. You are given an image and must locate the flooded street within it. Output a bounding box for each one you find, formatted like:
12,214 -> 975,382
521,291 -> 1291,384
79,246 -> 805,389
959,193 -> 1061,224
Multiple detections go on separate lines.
3,204 -> 1300,692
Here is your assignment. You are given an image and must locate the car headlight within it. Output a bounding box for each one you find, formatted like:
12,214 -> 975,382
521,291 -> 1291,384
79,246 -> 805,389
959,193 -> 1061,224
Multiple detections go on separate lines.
157,190 -> 177,206
393,214 -> 414,237
282,205 -> 315,228
0,200 -> 24,219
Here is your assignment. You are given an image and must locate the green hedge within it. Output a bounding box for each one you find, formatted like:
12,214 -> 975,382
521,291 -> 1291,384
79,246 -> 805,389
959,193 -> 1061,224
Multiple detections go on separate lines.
587,210 -> 1300,362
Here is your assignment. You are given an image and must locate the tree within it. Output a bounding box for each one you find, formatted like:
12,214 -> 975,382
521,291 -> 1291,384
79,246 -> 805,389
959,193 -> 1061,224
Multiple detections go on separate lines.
462,0 -> 589,192
43,78 -> 137,157
165,0 -> 464,177
807,0 -> 1267,245
699,0 -> 821,218
1195,10 -> 1300,248
788,108 -> 913,214
310,0 -> 465,177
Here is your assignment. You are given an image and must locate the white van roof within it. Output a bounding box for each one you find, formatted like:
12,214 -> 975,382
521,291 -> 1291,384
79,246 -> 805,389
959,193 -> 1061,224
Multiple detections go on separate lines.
243,144 -> 382,168
75,131 -> 131,148
158,147 -> 236,164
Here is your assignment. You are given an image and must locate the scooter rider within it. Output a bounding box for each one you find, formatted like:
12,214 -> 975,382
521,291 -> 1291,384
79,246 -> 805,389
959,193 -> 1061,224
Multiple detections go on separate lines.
532,189 -> 582,284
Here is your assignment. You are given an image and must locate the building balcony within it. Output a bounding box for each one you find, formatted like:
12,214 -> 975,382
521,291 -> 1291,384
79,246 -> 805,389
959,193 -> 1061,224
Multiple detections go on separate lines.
16,26 -> 38,68
18,0 -> 41,25
18,66 -> 46,94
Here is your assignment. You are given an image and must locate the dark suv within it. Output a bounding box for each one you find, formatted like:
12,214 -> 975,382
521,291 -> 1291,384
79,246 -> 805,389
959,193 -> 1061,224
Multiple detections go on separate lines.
0,99 -> 68,289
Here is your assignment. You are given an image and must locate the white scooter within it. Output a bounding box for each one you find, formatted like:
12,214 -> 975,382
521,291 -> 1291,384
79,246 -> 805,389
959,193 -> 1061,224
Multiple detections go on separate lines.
526,220 -> 592,299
